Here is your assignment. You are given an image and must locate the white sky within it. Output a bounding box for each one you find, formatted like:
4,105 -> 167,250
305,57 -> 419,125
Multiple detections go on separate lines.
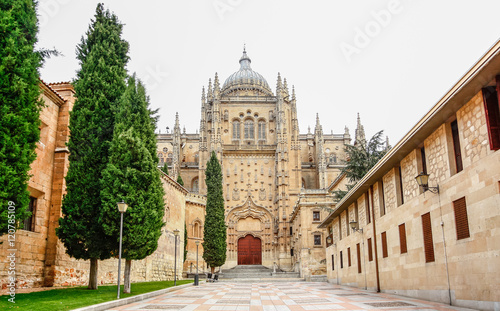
38,0 -> 500,144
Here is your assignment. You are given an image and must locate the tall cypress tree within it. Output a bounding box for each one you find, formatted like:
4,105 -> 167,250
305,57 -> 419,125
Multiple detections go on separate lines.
56,4 -> 129,290
0,0 -> 42,235
202,151 -> 227,273
100,75 -> 165,294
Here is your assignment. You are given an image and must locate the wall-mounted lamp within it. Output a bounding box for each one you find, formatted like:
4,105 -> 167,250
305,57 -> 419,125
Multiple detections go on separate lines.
415,172 -> 439,194
349,221 -> 363,233
326,236 -> 333,244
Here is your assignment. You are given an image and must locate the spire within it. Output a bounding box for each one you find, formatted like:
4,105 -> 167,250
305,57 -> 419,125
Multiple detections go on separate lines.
201,86 -> 206,101
354,113 -> 366,146
214,72 -> 220,96
283,78 -> 288,94
207,78 -> 213,100
292,85 -> 296,100
276,72 -> 282,92
175,112 -> 180,130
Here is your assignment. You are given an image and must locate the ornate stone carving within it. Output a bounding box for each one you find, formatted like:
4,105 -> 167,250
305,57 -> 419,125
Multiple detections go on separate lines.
232,182 -> 240,201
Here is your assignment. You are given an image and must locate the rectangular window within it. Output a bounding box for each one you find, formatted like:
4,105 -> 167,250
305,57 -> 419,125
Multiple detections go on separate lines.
367,238 -> 373,262
244,120 -> 254,139
347,247 -> 351,267
340,251 -> 343,268
22,196 -> 37,232
379,180 -> 386,217
397,165 -> 404,206
339,216 -> 343,240
331,254 -> 335,270
313,211 -> 320,222
232,121 -> 240,140
365,191 -> 371,224
290,226 -> 293,236
451,120 -> 463,173
421,212 -> 435,262
399,223 -> 407,254
314,235 -> 321,246
482,85 -> 500,150
291,248 -> 294,256
420,147 -> 427,174
356,243 -> 362,274
354,201 -> 359,225
258,122 -> 266,140
346,212 -> 350,237
381,231 -> 388,258
453,197 -> 470,240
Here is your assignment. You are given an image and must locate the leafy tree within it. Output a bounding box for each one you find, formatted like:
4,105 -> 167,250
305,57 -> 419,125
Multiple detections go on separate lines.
202,151 -> 227,273
334,130 -> 389,201
161,163 -> 169,175
0,0 -> 42,235
56,3 -> 129,290
99,75 -> 164,293
183,222 -> 188,262
177,174 -> 184,186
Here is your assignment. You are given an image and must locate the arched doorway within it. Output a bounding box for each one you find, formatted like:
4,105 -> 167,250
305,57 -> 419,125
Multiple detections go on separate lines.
238,235 -> 262,265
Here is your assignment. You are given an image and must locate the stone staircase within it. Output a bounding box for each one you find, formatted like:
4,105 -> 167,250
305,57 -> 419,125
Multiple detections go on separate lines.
218,265 -> 303,282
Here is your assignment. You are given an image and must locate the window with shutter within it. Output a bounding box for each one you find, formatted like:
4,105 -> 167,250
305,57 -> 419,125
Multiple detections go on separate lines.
399,223 -> 407,254
421,212 -> 435,262
451,120 -> 463,173
347,247 -> 351,267
482,83 -> 500,150
453,197 -> 470,240
331,254 -> 335,271
365,191 -> 371,224
357,243 -> 362,274
367,238 -> 373,262
381,232 -> 388,258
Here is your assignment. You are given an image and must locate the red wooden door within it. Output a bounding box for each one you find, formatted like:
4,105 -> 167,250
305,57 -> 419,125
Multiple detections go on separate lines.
238,235 -> 262,265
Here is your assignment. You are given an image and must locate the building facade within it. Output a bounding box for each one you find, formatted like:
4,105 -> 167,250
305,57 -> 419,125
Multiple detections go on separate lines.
157,49 -> 352,271
319,41 -> 500,311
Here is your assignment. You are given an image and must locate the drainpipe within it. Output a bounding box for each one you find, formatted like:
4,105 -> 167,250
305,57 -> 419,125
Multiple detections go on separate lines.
370,185 -> 381,292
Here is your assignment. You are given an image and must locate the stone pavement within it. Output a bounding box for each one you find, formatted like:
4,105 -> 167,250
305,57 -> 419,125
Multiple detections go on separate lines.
108,282 -> 476,311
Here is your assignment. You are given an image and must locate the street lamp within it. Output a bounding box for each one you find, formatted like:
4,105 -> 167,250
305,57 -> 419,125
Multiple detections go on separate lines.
116,200 -> 128,299
349,221 -> 363,233
195,240 -> 200,286
173,229 -> 180,286
415,172 -> 439,193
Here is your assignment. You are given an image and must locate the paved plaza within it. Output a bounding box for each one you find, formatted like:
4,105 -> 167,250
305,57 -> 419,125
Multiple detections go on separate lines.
109,282 -> 476,311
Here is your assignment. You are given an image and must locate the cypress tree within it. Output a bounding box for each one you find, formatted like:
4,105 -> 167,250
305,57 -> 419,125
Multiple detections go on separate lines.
202,151 -> 227,273
161,163 -> 169,175
100,75 -> 165,294
0,0 -> 42,235
56,3 -> 129,289
177,174 -> 184,186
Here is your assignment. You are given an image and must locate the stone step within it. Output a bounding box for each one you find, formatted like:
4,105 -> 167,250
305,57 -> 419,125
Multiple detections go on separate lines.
218,277 -> 305,283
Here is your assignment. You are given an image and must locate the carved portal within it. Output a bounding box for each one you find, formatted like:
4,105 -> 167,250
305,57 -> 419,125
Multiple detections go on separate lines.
226,196 -> 273,264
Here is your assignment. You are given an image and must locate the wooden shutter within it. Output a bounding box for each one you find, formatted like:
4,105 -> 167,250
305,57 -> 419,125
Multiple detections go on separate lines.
347,247 -> 351,266
357,243 -> 362,273
421,212 -> 435,262
381,231 -> 388,258
367,238 -> 373,261
482,85 -> 500,150
453,197 -> 470,240
399,223 -> 407,254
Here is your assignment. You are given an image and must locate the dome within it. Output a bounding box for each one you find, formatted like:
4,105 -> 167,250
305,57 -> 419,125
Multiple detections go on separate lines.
221,48 -> 273,96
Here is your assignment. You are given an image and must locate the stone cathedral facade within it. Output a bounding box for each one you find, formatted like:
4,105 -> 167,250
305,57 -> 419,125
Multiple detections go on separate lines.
157,49 -> 362,270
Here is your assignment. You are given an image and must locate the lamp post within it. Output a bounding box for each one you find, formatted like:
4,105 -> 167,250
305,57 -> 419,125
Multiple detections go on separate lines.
173,229 -> 180,286
195,240 -> 200,286
116,201 -> 128,299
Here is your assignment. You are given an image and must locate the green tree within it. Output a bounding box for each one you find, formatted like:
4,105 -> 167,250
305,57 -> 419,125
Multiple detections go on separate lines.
0,0 -> 42,235
56,3 -> 129,290
334,130 -> 389,200
177,174 -> 184,186
183,222 -> 188,262
202,151 -> 227,273
99,75 -> 164,294
161,163 -> 169,175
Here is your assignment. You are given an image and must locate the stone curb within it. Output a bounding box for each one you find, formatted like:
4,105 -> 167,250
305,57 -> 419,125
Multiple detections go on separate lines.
72,282 -> 200,311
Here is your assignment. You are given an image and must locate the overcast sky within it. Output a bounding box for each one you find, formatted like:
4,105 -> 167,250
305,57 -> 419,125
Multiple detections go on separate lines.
38,0 -> 500,144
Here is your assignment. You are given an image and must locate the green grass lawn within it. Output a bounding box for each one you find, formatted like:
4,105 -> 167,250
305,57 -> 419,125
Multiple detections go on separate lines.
0,279 -> 193,311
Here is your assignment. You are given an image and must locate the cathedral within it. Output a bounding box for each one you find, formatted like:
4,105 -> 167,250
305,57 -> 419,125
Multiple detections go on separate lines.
157,49 -> 360,270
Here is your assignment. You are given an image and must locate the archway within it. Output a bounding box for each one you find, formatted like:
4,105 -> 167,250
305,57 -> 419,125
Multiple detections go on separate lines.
238,235 -> 262,265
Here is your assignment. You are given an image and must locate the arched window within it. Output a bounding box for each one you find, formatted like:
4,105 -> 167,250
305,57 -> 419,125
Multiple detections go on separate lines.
232,120 -> 240,140
192,177 -> 199,193
193,220 -> 202,238
258,121 -> 266,140
244,120 -> 254,139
